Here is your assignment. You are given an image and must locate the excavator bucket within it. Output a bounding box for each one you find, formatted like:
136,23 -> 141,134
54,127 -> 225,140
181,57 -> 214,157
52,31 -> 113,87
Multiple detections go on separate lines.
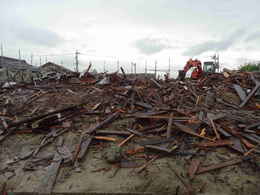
177,70 -> 186,81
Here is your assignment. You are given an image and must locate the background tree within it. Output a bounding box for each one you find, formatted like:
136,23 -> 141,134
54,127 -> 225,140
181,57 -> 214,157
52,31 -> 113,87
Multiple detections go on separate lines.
239,62 -> 260,72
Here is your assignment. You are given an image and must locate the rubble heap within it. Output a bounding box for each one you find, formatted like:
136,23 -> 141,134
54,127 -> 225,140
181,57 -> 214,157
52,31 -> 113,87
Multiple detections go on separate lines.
0,70 -> 259,194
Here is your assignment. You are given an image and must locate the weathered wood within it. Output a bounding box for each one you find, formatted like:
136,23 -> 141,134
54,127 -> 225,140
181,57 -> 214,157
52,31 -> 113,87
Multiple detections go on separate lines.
188,159 -> 201,179
196,158 -> 243,174
167,112 -> 174,138
36,153 -> 62,194
174,122 -> 213,141
233,84 -> 246,101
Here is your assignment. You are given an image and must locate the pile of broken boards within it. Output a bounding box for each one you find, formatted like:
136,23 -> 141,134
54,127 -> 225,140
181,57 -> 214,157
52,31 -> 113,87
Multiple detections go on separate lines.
0,70 -> 260,194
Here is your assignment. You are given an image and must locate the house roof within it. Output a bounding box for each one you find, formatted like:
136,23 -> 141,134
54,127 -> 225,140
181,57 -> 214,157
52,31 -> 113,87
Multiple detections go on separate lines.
0,56 -> 39,71
40,62 -> 74,73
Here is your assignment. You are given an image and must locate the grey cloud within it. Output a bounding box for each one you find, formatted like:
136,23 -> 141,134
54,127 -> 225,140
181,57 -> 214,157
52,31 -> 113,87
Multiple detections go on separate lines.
246,31 -> 260,42
0,8 -> 64,48
134,37 -> 171,55
183,29 -> 246,56
11,24 -> 64,47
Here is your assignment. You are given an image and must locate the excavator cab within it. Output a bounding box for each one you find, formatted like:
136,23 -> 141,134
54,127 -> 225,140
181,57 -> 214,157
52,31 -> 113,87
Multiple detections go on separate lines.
203,61 -> 216,73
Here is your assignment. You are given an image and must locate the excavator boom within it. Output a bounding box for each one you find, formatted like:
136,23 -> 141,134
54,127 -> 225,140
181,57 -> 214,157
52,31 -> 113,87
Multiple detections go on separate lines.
178,59 -> 203,80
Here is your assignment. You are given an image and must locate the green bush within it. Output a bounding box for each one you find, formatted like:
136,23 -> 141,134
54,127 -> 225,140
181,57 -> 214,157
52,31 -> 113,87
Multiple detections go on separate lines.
239,62 -> 260,72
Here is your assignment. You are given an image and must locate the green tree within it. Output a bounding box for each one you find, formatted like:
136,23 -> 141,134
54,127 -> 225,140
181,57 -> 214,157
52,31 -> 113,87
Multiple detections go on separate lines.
239,62 -> 260,72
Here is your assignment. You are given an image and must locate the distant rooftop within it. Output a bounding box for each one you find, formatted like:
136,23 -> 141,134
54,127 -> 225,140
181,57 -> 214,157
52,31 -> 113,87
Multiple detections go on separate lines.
40,62 -> 74,73
0,56 -> 39,71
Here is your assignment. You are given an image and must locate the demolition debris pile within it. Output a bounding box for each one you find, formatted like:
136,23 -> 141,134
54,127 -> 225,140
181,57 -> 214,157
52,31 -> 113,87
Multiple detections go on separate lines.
0,70 -> 259,194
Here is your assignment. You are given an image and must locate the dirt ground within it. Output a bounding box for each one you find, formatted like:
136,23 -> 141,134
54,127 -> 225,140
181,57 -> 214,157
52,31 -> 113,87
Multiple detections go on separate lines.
0,129 -> 259,195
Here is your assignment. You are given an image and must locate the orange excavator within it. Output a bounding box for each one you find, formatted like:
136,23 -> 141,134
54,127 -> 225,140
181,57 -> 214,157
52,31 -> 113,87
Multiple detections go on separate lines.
178,59 -> 203,80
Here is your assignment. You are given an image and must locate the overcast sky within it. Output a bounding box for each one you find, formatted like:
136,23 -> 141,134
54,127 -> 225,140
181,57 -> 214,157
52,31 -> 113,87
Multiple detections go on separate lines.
1,0 -> 260,75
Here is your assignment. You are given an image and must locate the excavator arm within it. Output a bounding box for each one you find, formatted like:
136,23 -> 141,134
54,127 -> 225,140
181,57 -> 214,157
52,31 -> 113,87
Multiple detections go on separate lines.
178,59 -> 203,80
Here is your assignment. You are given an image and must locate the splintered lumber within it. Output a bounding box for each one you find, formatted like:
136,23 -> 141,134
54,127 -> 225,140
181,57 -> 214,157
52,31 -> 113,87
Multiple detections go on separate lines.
96,130 -> 131,136
74,111 -> 121,162
233,84 -> 246,101
8,103 -> 86,128
126,128 -> 144,136
87,111 -> 120,134
188,159 -> 201,179
118,134 -> 135,147
239,73 -> 260,107
209,119 -> 220,140
167,112 -> 174,138
144,145 -> 173,153
174,122 -> 214,141
36,153 -> 62,194
77,136 -> 93,160
94,136 -> 117,142
137,137 -> 175,146
196,158 -> 244,174
196,140 -> 233,147
136,155 -> 159,173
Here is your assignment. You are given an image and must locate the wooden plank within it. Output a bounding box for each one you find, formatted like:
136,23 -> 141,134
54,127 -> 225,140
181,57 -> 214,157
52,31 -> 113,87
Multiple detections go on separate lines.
36,153 -> 62,194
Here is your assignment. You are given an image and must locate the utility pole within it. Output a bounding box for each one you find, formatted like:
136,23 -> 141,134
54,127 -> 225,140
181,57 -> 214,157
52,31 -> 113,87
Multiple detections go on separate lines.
0,43 -> 3,57
117,59 -> 119,72
168,57 -> 171,73
131,62 -> 136,75
154,60 -> 157,79
18,49 -> 21,60
45,56 -> 48,64
30,54 -> 33,65
145,60 -> 147,76
75,50 -> 80,73
0,43 -> 3,66
40,56 -> 42,66
103,60 -> 106,72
